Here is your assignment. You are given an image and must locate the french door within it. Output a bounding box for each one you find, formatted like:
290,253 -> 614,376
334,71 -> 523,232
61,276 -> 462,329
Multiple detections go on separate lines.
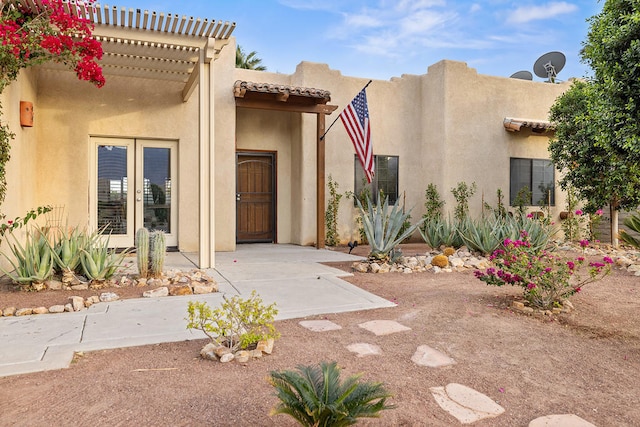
90,137 -> 178,248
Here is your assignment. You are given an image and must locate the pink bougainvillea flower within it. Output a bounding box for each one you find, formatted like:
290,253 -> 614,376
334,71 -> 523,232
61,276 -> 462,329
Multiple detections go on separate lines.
575,209 -> 583,216
526,213 -> 534,218
596,209 -> 603,216
579,239 -> 589,248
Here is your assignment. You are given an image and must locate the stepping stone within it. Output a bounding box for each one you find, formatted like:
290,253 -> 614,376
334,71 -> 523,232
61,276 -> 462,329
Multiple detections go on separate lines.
430,383 -> 505,424
346,343 -> 382,357
299,320 -> 342,332
411,345 -> 456,368
358,320 -> 411,336
529,414 -> 597,427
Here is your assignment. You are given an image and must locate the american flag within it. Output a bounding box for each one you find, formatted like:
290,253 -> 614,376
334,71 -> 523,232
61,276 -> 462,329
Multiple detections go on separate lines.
340,87 -> 374,183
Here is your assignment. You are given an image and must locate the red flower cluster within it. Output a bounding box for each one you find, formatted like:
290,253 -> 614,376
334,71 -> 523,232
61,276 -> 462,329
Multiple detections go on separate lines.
0,0 -> 105,89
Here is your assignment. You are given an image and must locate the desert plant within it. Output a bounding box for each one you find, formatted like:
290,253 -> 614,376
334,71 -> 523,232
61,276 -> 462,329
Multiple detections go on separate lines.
79,233 -> 128,281
149,230 -> 166,278
51,225 -> 87,274
620,211 -> 640,248
512,186 -> 532,216
186,290 -> 279,351
356,194 -> 424,261
451,181 -> 477,221
346,179 -> 372,244
507,214 -> 554,253
1,228 -> 54,285
483,189 -> 507,219
269,361 -> 395,426
431,254 -> 449,268
136,227 -> 150,278
475,235 -> 612,309
419,216 -> 464,249
423,183 -> 445,222
325,175 -> 343,246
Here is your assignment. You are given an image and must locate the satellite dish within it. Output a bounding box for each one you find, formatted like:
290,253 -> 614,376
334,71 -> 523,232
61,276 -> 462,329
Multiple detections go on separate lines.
533,51 -> 566,83
510,70 -> 533,80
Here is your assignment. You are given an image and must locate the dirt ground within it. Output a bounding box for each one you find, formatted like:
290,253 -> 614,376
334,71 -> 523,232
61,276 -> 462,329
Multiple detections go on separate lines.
1,244 -> 640,426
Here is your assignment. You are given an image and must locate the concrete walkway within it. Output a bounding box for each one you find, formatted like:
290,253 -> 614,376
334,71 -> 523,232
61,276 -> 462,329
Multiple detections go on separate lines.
0,244 -> 394,377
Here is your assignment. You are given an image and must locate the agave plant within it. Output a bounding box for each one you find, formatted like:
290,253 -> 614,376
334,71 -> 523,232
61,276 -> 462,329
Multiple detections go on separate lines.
51,225 -> 88,274
269,361 -> 395,426
620,211 -> 640,248
1,228 -> 54,285
356,194 -> 424,261
506,214 -> 555,252
79,232 -> 129,281
458,215 -> 510,255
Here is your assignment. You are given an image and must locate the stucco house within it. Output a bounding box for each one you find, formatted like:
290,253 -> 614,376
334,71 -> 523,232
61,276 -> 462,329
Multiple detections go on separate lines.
1,4 -> 571,268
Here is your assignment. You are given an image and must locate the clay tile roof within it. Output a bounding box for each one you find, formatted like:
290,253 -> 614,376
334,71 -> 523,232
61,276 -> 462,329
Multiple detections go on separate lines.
503,117 -> 554,133
234,80 -> 332,103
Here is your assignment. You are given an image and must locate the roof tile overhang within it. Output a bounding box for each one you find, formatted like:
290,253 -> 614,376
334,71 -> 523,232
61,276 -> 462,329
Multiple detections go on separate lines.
503,117 -> 554,133
11,1 -> 236,100
234,80 -> 337,114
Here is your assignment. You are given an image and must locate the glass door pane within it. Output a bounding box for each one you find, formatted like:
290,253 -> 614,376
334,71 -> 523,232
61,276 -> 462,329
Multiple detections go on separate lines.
143,147 -> 171,232
97,145 -> 129,235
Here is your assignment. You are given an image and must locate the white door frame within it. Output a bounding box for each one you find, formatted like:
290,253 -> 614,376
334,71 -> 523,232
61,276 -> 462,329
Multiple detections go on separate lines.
90,137 -> 178,248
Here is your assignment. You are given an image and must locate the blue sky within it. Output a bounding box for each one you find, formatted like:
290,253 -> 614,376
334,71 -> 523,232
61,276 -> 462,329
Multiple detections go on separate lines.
132,1 -> 603,81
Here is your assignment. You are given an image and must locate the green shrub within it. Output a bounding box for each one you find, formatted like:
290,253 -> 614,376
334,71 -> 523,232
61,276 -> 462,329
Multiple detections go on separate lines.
620,211 -> 640,248
269,361 -> 395,426
324,175 -> 343,246
186,290 -> 279,351
451,181 -> 477,221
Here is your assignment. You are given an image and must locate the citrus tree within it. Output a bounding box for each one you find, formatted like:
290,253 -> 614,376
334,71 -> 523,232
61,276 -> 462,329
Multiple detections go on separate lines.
549,0 -> 640,247
0,0 -> 105,206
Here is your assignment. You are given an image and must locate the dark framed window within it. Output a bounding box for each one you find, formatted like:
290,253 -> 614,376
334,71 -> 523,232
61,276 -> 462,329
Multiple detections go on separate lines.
510,158 -> 555,206
354,155 -> 399,205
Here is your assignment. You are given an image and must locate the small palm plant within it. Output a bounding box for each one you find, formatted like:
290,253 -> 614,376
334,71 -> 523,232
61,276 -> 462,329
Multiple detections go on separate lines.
356,194 -> 424,261
269,361 -> 395,426
620,211 -> 640,248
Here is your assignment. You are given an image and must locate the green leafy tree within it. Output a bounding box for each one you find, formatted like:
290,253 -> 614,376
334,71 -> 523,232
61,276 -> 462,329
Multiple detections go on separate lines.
235,45 -> 266,70
549,1 -> 640,247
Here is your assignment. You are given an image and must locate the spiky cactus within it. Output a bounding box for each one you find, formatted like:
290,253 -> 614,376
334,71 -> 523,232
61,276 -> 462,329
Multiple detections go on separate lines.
149,230 -> 166,278
136,228 -> 150,278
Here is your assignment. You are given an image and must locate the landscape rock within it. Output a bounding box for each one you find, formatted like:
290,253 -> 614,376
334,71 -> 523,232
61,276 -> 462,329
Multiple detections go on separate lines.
256,338 -> 275,355
48,305 -> 65,314
45,280 -> 63,290
99,292 -> 120,302
32,307 -> 48,315
234,350 -> 250,363
430,383 -> 505,424
192,284 -> 216,294
249,349 -> 263,359
31,282 -> 45,291
370,263 -> 381,274
70,296 -> 85,311
15,308 -> 33,316
169,285 -> 192,296
214,346 -> 232,358
200,343 -> 218,360
70,284 -> 89,291
87,296 -> 100,304
352,262 -> 369,273
3,307 -> 15,316
346,342 -> 382,357
528,414 -> 597,427
64,303 -> 73,312
143,287 -> 169,298
219,353 -> 234,363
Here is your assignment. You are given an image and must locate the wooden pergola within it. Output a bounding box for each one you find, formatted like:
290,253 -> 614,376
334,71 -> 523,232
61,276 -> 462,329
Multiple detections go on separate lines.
233,81 -> 339,248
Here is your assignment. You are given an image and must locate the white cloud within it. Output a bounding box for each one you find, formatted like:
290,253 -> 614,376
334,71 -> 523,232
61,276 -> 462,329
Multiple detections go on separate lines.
470,4 -> 481,13
507,2 -> 578,24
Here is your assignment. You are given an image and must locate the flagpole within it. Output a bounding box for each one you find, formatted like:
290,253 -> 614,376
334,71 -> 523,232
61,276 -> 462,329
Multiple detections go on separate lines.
319,79 -> 372,141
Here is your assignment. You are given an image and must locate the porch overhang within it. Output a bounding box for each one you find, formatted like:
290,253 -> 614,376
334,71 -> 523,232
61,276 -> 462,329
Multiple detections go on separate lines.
234,80 -> 336,114
21,1 -> 236,101
233,80 -> 338,249
503,117 -> 554,133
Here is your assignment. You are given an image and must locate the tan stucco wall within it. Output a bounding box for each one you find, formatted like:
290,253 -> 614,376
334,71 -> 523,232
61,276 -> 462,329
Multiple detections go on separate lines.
31,68 -> 200,251
222,59 -> 570,248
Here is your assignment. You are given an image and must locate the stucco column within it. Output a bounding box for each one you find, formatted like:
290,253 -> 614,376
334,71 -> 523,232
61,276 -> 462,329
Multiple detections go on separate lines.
317,113 -> 326,248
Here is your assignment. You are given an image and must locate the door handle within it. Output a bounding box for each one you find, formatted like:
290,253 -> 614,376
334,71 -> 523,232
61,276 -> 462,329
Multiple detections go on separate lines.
236,193 -> 241,202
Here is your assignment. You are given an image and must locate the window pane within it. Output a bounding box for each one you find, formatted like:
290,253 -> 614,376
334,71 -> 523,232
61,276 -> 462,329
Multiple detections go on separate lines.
510,158 -> 531,205
532,159 -> 555,206
377,156 -> 398,204
97,145 -> 127,235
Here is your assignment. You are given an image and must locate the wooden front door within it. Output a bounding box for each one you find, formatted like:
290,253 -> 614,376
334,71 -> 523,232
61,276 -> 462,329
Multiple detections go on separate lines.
236,152 -> 276,243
